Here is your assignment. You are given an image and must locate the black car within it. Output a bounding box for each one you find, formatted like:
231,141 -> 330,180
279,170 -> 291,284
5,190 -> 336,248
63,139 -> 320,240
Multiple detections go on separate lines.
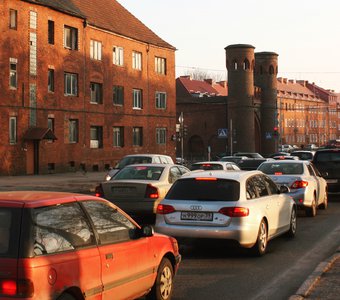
312,148 -> 340,196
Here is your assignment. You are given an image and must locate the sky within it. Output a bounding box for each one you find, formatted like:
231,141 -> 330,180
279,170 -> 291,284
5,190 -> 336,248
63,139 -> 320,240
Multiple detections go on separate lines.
117,0 -> 340,93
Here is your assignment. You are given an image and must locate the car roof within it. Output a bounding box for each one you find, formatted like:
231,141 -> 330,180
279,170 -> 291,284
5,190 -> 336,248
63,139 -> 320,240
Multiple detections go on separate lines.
179,170 -> 261,181
121,163 -> 177,168
0,191 -> 100,207
260,160 -> 307,164
123,154 -> 172,158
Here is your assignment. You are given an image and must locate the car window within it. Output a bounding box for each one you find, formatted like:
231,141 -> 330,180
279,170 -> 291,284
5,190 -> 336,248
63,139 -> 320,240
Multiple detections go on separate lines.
315,152 -> 340,162
178,166 -> 190,175
82,200 -> 135,245
159,156 -> 168,164
310,163 -> 322,176
246,178 -> 257,200
33,202 -> 96,256
169,167 -> 182,183
263,176 -> 279,195
117,156 -> 152,168
307,165 -> 316,176
191,163 -> 223,171
154,156 -> 161,163
114,166 -> 164,180
252,175 -> 269,197
166,178 -> 240,201
0,208 -> 21,258
259,163 -> 303,175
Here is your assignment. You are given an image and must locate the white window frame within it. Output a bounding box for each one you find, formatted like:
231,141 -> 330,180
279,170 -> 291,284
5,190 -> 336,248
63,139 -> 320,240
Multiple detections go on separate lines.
113,127 -> 124,147
64,72 -> 78,96
133,89 -> 142,109
113,46 -> 124,66
64,25 -> 78,50
156,92 -> 167,109
132,51 -> 142,70
156,128 -> 166,145
155,56 -> 166,74
9,9 -> 17,29
9,116 -> 17,145
90,40 -> 102,60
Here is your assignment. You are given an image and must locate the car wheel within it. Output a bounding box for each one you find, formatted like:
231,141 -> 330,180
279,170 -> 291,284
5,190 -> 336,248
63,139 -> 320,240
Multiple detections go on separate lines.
319,191 -> 328,210
57,293 -> 76,300
306,197 -> 317,217
286,208 -> 297,238
251,219 -> 268,256
147,258 -> 174,300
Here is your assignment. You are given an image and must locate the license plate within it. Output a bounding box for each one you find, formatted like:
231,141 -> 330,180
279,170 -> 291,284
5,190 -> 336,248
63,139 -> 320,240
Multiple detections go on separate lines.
112,187 -> 134,193
181,211 -> 213,221
326,179 -> 338,184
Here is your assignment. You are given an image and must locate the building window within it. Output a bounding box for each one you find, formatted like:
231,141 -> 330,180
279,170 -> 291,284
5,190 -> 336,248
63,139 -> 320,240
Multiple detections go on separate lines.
133,127 -> 143,146
64,72 -> 78,96
155,57 -> 166,74
113,46 -> 124,66
9,9 -> 17,29
133,89 -> 142,109
113,127 -> 124,147
132,51 -> 142,70
156,92 -> 167,109
9,117 -> 17,145
48,20 -> 54,44
9,58 -> 17,89
64,25 -> 78,50
90,126 -> 103,148
48,69 -> 54,92
90,82 -> 103,104
69,119 -> 78,143
156,128 -> 166,145
30,11 -> 37,29
90,40 -> 102,60
48,117 -> 54,132
113,85 -> 124,105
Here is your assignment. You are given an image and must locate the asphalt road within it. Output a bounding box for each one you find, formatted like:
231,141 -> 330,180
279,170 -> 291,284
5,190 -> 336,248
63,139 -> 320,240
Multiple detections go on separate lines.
170,198 -> 340,300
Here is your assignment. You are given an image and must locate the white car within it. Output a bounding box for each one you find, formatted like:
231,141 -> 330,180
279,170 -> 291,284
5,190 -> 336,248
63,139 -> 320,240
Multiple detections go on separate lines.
155,170 -> 297,256
257,160 -> 328,217
190,161 -> 241,171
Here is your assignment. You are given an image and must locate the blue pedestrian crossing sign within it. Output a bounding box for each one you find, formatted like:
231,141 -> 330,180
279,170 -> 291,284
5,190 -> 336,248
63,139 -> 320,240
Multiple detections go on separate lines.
218,128 -> 228,139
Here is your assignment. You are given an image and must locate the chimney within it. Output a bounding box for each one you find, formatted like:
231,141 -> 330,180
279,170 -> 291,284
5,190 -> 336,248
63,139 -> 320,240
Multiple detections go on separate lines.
297,80 -> 306,87
180,75 -> 192,80
277,77 -> 283,83
204,79 -> 213,85
289,79 -> 295,84
283,78 -> 288,84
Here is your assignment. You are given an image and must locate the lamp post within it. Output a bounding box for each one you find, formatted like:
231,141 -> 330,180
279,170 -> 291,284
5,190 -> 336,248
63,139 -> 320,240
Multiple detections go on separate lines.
179,112 -> 184,163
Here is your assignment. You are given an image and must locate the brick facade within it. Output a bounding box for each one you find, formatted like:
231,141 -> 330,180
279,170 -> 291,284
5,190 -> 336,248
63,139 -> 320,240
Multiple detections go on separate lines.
0,0 -> 176,175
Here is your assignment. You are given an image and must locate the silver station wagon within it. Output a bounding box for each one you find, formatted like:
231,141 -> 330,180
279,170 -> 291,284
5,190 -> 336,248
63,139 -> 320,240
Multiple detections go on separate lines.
155,170 -> 297,256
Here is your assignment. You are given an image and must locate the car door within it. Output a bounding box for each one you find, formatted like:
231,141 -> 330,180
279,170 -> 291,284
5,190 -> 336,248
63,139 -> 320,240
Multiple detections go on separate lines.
307,164 -> 321,202
251,175 -> 279,237
309,163 -> 327,203
82,200 -> 154,300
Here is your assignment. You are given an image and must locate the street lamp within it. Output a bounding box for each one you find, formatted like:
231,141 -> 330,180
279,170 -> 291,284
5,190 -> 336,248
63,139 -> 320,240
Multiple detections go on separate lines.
178,112 -> 184,163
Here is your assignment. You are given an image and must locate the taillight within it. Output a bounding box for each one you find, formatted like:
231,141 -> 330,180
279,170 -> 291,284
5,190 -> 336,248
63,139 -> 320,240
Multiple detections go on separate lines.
145,184 -> 159,199
290,180 -> 308,189
156,204 -> 175,214
0,279 -> 34,297
95,185 -> 104,197
218,207 -> 249,217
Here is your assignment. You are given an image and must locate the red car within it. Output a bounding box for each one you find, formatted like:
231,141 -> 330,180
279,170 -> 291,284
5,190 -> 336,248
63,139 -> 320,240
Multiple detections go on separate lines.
0,191 -> 181,300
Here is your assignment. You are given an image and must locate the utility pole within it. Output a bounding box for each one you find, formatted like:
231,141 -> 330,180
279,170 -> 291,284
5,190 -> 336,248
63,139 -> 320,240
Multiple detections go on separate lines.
179,112 -> 184,163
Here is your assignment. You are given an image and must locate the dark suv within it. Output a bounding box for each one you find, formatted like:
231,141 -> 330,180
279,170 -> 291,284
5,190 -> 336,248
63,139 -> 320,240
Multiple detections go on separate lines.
312,148 -> 340,196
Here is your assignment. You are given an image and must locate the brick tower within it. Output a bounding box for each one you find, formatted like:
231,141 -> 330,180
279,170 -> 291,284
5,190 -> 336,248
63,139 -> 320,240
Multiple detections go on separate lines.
225,44 -> 256,153
254,52 -> 279,156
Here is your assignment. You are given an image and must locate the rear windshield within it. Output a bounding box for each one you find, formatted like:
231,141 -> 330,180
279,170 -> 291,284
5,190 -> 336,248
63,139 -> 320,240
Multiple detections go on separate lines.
114,166 -> 164,180
166,178 -> 240,201
258,163 -> 303,175
314,151 -> 340,162
191,163 -> 223,171
0,208 -> 21,258
116,156 -> 152,169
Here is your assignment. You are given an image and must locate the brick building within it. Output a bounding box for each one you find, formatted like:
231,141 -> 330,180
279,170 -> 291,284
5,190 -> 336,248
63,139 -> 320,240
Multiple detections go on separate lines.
1,0 -> 176,175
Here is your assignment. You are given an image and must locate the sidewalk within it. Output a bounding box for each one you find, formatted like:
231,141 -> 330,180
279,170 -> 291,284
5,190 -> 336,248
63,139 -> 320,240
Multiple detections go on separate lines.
289,247 -> 340,300
0,171 -> 339,299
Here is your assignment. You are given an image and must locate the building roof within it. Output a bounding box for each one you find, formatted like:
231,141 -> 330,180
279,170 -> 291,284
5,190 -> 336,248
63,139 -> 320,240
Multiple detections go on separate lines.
24,0 -> 175,50
177,76 -> 228,97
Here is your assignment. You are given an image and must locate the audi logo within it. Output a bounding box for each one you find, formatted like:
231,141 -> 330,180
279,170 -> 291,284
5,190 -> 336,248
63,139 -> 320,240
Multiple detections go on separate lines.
190,205 -> 203,211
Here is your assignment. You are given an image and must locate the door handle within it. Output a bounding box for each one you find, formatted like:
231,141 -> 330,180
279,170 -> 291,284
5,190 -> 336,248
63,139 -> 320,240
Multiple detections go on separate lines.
106,253 -> 114,260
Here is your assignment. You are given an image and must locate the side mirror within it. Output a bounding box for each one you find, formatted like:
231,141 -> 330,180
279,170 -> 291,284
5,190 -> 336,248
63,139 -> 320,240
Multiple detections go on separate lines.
279,185 -> 290,194
321,171 -> 329,177
142,225 -> 154,237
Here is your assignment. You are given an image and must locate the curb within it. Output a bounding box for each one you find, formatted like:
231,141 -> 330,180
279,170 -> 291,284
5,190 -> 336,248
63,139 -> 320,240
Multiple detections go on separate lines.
288,246 -> 340,300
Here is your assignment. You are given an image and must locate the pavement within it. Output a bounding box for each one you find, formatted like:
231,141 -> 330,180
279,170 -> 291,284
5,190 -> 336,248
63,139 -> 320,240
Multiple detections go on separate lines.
0,171 -> 339,300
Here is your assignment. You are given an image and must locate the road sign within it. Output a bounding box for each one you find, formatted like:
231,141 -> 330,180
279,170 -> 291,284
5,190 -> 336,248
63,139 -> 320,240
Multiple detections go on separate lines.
218,128 -> 228,139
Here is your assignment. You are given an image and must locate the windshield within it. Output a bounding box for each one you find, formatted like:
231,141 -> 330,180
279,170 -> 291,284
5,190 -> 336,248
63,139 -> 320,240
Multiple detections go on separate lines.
115,156 -> 152,169
114,165 -> 165,180
0,208 -> 21,258
259,163 -> 303,175
166,178 -> 240,201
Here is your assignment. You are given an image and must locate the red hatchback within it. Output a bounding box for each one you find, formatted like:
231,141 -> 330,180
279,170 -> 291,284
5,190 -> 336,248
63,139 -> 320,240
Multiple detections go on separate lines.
0,191 -> 181,300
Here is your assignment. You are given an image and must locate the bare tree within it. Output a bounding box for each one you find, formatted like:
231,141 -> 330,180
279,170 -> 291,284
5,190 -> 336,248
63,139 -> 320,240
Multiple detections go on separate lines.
184,68 -> 226,82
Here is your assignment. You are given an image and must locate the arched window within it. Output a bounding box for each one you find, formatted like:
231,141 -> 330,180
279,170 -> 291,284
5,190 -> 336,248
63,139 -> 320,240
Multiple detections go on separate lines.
269,65 -> 274,75
260,66 -> 263,75
243,58 -> 250,70
233,60 -> 238,70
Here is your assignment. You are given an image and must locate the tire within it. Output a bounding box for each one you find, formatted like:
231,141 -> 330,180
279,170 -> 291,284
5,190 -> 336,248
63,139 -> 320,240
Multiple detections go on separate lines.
286,208 -> 297,238
319,191 -> 328,210
251,219 -> 268,256
57,293 -> 76,300
147,258 -> 174,300
306,196 -> 317,217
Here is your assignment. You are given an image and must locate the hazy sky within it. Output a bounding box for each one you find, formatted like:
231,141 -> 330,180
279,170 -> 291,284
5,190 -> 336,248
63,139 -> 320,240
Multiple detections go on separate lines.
118,0 -> 340,92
